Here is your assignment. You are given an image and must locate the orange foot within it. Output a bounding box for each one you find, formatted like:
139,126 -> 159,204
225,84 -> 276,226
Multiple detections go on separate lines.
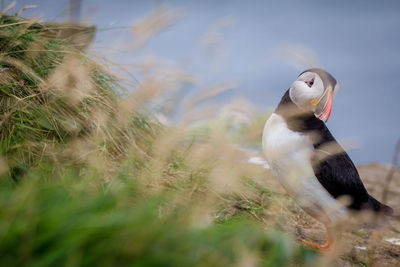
301,239 -> 331,250
299,230 -> 332,252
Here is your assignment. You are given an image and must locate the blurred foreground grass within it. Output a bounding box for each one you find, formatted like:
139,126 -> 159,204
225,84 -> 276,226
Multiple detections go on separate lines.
0,14 -> 317,266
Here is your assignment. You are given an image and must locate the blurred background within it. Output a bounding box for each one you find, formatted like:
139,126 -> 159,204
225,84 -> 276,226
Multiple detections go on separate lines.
15,0 -> 400,164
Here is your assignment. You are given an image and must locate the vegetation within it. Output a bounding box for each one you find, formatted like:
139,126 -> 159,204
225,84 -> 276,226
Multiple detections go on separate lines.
0,14 -> 324,266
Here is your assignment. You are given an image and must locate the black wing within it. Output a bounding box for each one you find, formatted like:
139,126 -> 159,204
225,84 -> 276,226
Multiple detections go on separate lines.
293,115 -> 370,210
313,146 -> 393,215
312,147 -> 369,210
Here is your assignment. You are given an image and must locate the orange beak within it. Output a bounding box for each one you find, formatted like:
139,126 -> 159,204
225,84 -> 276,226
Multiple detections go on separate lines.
315,88 -> 333,123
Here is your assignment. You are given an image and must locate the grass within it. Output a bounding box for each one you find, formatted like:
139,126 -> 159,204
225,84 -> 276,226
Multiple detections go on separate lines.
0,165 -> 316,266
0,14 -> 322,266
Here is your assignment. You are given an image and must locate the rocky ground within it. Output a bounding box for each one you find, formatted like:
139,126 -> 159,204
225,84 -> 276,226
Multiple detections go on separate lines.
248,159 -> 400,266
293,164 -> 400,266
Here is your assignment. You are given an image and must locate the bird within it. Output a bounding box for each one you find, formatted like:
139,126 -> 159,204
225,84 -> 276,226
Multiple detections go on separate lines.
262,68 -> 393,249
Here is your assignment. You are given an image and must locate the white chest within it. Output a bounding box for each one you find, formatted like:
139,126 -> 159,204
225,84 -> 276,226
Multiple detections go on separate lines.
261,113 -> 347,223
262,113 -> 313,174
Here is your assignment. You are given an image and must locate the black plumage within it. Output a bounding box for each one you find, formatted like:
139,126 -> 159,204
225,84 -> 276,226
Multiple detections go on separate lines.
275,89 -> 393,216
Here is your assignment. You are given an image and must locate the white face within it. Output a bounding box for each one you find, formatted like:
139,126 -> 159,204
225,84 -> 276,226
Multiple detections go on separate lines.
289,71 -> 324,112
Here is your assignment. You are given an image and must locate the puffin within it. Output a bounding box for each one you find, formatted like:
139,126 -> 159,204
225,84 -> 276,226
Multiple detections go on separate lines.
262,68 -> 393,249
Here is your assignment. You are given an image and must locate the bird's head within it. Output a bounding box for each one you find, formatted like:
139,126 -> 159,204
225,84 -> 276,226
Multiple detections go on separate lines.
289,68 -> 338,122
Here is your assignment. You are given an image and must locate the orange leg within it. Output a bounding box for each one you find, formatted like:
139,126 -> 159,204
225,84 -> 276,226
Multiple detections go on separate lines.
301,231 -> 331,250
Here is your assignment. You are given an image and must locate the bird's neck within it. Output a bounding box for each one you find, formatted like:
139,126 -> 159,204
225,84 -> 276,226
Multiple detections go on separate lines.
275,89 -> 323,133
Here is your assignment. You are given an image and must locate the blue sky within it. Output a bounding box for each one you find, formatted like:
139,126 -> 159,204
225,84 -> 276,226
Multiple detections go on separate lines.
15,0 -> 400,163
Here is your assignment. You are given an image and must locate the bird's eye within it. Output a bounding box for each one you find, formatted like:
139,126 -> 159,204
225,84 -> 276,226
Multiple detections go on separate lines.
305,78 -> 314,87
